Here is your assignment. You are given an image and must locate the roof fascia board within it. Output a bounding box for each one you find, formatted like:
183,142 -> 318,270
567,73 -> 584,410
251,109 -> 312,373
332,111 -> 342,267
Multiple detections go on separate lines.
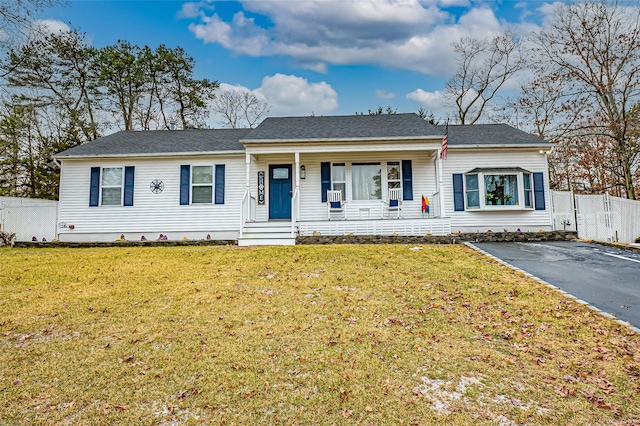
55,150 -> 247,160
451,144 -> 550,149
245,142 -> 442,155
240,135 -> 443,144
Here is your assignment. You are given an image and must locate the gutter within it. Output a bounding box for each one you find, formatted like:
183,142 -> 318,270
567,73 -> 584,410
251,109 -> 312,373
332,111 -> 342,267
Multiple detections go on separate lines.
240,135 -> 445,144
54,150 -> 247,161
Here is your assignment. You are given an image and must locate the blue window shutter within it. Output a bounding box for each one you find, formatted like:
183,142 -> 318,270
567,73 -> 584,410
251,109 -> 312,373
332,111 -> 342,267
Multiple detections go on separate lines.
533,172 -> 546,210
123,166 -> 135,206
402,160 -> 413,200
89,167 -> 100,207
453,173 -> 464,211
321,162 -> 331,202
215,164 -> 225,204
180,165 -> 190,205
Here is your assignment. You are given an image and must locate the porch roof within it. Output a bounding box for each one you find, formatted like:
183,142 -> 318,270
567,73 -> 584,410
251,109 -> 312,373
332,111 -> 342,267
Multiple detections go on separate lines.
241,113 -> 441,143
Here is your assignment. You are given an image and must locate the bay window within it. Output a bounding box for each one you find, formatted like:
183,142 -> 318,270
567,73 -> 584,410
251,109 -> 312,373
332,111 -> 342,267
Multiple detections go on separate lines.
456,168 -> 545,211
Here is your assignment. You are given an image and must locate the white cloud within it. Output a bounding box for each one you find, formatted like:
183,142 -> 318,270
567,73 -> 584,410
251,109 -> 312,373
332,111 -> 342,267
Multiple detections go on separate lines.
186,1 -> 535,76
31,19 -> 70,35
375,89 -> 395,100
211,75 -> 339,120
406,88 -> 448,115
256,74 -> 339,116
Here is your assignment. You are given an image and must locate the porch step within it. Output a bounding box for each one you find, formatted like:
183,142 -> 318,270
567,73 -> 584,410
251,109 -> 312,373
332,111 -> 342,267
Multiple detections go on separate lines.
238,221 -> 297,246
238,236 -> 296,246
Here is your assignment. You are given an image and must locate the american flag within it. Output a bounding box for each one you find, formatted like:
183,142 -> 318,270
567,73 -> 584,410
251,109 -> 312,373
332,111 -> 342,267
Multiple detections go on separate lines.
440,120 -> 448,160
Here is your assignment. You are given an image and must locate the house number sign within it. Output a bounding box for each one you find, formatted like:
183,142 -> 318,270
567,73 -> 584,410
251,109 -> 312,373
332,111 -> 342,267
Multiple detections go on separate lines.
257,171 -> 265,205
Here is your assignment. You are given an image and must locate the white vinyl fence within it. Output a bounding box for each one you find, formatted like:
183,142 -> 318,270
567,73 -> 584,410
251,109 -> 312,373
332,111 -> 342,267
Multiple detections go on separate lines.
552,191 -> 640,243
0,197 -> 58,242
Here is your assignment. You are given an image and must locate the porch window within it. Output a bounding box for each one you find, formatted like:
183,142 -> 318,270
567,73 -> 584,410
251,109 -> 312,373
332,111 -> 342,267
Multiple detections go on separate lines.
352,163 -> 382,200
387,162 -> 401,189
332,163 -> 346,200
192,166 -> 213,204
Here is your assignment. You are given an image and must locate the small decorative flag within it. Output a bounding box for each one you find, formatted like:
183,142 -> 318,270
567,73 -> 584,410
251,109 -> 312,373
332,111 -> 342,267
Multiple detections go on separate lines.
422,195 -> 429,213
440,119 -> 449,160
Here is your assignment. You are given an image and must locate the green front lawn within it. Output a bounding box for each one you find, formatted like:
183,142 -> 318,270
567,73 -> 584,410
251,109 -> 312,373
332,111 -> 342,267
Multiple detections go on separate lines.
1,245 -> 638,425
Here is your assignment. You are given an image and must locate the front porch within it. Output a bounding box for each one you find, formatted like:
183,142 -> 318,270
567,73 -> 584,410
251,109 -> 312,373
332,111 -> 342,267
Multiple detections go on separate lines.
237,215 -> 451,246
297,216 -> 451,237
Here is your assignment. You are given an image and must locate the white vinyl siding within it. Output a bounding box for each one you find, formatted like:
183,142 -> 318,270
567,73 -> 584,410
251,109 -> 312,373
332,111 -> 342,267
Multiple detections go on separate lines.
442,149 -> 552,232
58,155 -> 244,241
248,151 -> 437,222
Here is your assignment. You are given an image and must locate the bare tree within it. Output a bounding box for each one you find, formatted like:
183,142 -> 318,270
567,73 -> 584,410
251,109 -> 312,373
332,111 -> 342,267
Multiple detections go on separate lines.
445,30 -> 525,125
0,0 -> 63,50
532,0 -> 640,199
212,90 -> 270,128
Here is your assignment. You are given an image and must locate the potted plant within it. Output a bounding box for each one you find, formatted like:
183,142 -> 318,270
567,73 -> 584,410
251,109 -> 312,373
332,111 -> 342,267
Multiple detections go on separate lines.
486,193 -> 495,205
504,193 -> 512,204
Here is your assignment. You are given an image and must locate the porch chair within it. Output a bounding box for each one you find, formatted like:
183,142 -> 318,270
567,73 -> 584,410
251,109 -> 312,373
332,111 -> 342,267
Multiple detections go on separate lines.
327,189 -> 346,220
385,187 -> 402,219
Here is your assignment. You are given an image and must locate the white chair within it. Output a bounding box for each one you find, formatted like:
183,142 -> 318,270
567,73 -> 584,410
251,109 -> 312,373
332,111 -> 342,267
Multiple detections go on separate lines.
385,187 -> 402,219
327,190 -> 346,220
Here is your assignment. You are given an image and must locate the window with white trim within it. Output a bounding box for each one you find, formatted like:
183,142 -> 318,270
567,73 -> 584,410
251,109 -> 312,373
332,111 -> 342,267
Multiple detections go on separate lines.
387,162 -> 401,190
332,163 -> 346,200
463,170 -> 533,210
352,162 -> 382,200
523,173 -> 533,208
192,165 -> 213,204
101,167 -> 123,206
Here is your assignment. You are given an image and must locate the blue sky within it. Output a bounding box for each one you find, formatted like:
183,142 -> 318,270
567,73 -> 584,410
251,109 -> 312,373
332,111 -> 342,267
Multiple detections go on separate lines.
40,0 -> 557,125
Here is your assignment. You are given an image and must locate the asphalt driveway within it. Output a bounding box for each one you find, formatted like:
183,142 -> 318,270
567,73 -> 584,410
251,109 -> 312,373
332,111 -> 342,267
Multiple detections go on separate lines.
471,241 -> 640,331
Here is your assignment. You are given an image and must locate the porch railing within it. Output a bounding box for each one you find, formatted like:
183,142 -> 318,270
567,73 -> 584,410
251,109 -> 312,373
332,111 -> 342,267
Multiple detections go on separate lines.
239,190 -> 256,237
430,192 -> 441,218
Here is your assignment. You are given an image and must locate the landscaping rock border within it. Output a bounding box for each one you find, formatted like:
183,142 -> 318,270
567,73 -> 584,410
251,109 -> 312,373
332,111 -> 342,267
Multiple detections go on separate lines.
13,239 -> 236,248
9,231 -> 577,248
296,230 -> 577,245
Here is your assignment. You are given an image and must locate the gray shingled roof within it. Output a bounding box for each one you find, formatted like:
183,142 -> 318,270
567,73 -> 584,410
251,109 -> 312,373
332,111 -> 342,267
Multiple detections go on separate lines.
56,128 -> 250,158
438,123 -> 548,146
241,113 -> 441,141
56,115 -> 549,158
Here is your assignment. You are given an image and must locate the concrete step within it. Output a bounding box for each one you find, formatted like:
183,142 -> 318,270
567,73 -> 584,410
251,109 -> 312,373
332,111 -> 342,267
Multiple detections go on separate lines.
238,236 -> 296,246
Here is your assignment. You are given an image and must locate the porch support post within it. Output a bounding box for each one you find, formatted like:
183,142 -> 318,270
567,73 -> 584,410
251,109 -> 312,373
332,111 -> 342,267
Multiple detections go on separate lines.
294,151 -> 300,222
437,150 -> 446,218
245,153 -> 251,221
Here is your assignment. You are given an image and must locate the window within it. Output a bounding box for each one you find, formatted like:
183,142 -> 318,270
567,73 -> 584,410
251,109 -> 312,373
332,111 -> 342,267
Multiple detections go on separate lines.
180,164 -> 225,205
484,174 -> 518,206
101,167 -> 123,205
454,168 -> 541,211
523,173 -> 533,208
192,166 -> 213,204
89,166 -> 134,207
465,174 -> 480,208
387,162 -> 401,189
352,163 -> 381,200
332,163 -> 346,200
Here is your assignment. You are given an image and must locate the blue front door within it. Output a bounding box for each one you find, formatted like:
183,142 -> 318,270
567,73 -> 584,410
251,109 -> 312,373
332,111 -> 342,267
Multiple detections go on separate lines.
269,164 -> 292,219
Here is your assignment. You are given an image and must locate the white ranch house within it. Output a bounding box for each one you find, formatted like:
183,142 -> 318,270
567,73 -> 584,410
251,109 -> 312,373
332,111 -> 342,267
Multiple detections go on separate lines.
55,113 -> 552,245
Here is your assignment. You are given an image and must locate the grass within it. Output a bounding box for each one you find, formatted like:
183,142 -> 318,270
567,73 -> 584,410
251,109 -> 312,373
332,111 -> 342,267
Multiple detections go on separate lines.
0,244 -> 639,425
